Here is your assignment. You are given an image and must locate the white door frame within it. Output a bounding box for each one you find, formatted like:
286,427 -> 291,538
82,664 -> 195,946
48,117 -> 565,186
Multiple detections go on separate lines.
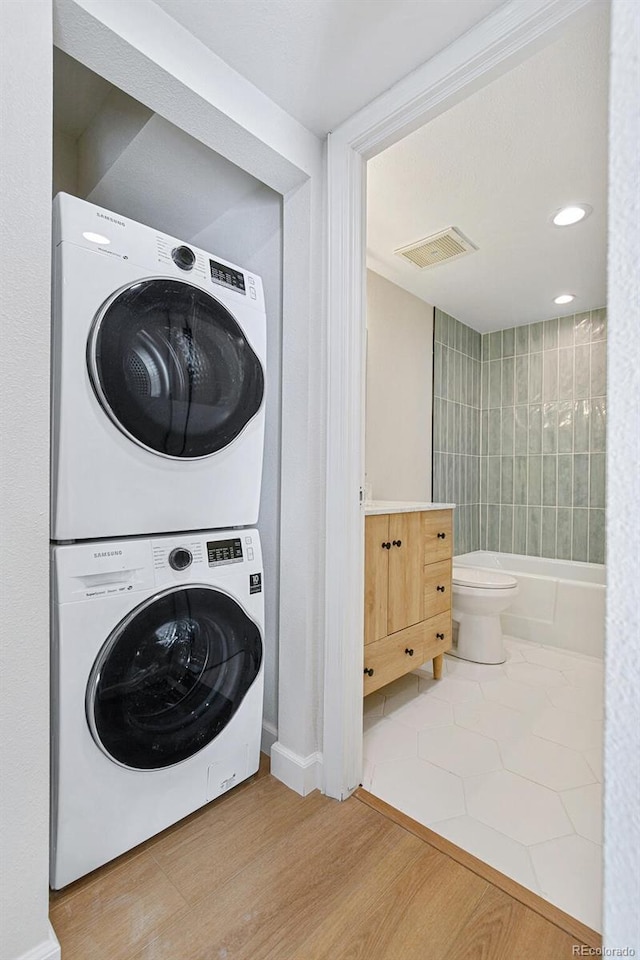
322,0 -> 594,800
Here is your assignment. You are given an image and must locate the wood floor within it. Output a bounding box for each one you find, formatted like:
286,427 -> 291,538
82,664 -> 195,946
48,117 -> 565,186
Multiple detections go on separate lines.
50,756 -> 599,960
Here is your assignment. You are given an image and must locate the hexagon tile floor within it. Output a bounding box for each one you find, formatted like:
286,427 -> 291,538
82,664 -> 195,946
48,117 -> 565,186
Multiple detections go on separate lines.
362,636 -> 604,932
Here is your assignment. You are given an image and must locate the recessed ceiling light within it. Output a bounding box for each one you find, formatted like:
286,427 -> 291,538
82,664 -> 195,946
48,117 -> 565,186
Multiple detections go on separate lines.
552,204 -> 592,227
83,231 -> 110,244
554,294 -> 576,305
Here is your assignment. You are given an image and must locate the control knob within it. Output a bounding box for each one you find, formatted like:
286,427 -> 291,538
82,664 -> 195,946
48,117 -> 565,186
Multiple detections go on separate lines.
171,245 -> 196,271
169,547 -> 193,571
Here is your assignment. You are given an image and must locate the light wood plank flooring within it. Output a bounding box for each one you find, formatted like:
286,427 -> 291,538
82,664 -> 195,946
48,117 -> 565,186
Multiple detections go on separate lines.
51,757 -> 598,959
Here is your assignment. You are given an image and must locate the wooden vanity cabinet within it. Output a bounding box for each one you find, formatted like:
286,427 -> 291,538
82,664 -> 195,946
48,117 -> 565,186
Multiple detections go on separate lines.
364,509 -> 453,696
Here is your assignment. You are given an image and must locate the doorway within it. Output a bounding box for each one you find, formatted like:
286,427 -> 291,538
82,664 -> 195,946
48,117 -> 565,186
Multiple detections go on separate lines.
324,0 -> 607,937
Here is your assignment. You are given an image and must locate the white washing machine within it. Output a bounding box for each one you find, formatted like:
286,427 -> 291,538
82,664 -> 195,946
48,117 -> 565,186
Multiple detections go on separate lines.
51,193 -> 267,541
50,528 -> 264,889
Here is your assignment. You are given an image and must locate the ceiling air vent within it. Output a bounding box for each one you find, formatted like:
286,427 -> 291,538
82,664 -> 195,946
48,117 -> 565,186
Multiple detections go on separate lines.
395,227 -> 477,270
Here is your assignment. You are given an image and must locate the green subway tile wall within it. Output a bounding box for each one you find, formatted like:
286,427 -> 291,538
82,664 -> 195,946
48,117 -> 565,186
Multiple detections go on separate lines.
433,307 -> 607,563
433,308 -> 481,555
479,308 -> 607,563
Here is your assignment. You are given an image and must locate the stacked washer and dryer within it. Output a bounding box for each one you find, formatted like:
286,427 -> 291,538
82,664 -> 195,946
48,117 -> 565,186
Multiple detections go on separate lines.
50,194 -> 267,889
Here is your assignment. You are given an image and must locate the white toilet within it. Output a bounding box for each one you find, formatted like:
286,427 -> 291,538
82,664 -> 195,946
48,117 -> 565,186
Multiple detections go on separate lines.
451,567 -> 519,664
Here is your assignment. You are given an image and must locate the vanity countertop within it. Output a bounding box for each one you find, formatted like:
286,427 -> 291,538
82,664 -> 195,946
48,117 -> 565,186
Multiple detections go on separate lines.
364,500 -> 456,515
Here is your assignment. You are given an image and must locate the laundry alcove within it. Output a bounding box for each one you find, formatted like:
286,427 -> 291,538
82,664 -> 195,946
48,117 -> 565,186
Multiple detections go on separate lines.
53,47 -> 284,753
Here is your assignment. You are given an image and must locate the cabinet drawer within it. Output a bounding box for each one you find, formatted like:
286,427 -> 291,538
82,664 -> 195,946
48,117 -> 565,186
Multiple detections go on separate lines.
363,622 -> 425,696
423,559 -> 452,619
423,510 -> 453,562
423,611 -> 452,661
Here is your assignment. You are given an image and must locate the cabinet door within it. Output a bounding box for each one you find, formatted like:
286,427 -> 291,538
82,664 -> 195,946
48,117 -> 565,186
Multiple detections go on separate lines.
387,512 -> 424,635
364,514 -> 389,645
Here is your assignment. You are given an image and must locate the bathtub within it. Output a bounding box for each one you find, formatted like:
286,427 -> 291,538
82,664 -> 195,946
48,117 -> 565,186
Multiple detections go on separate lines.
453,551 -> 605,658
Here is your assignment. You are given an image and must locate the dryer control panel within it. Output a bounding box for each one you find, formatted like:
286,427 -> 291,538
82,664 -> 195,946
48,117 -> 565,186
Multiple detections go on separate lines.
209,260 -> 246,294
53,193 -> 265,311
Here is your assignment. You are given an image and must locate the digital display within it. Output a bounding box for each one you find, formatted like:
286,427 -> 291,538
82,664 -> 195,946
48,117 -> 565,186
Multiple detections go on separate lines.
209,259 -> 246,293
207,538 -> 243,565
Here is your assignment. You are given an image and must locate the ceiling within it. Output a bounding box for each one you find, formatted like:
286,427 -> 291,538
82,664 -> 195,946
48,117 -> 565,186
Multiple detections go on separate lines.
366,4 -> 609,332
151,0 -> 507,136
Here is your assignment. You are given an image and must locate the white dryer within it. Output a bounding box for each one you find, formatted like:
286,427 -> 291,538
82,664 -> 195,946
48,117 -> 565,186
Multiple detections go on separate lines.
50,528 -> 264,889
51,193 -> 266,541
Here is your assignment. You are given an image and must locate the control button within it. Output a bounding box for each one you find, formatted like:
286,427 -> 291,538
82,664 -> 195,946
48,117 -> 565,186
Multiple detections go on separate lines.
169,547 -> 193,571
249,288 -> 257,300
245,536 -> 253,544
248,276 -> 256,286
171,245 -> 196,271
247,547 -> 254,560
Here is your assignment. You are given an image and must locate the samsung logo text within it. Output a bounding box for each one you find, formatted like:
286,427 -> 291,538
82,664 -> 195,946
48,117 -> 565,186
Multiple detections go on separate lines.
97,212 -> 125,227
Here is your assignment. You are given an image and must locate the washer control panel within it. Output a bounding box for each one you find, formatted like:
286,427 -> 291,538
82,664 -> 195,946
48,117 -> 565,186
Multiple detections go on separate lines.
152,538 -> 205,573
207,537 -> 243,566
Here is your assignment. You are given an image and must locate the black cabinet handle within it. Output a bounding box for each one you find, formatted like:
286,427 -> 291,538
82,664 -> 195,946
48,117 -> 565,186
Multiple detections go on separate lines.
436,632 -> 445,640
436,585 -> 446,592
381,541 -> 391,549
392,540 -> 402,547
437,532 -> 446,539
404,648 -> 414,656
364,667 -> 374,677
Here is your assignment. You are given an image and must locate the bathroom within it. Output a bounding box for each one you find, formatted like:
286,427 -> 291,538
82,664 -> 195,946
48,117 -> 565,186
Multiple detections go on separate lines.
361,3 -> 607,935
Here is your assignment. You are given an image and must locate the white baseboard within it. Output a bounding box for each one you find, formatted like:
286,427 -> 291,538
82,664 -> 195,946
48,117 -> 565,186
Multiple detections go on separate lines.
270,741 -> 323,796
261,720 -> 278,756
15,924 -> 60,960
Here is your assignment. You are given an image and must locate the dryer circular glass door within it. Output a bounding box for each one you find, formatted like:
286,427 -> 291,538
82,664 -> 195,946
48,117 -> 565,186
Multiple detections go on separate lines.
86,585 -> 263,769
87,278 -> 264,459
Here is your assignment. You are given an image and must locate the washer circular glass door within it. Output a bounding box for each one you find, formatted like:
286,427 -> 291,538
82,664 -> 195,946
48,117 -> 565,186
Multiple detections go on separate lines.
86,586 -> 263,769
87,278 -> 264,459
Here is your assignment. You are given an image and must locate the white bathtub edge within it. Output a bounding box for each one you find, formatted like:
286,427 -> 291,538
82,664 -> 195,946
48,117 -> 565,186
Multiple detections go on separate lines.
453,551 -> 605,658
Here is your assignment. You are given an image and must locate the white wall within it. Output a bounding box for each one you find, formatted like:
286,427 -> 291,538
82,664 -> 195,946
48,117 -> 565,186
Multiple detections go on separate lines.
604,0 -> 640,951
53,127 -> 78,196
0,2 -> 59,959
365,269 -> 433,501
77,86 -> 152,196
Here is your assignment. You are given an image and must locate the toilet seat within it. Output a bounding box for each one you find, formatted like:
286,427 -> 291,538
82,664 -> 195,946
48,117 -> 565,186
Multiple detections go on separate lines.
453,567 -> 518,590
